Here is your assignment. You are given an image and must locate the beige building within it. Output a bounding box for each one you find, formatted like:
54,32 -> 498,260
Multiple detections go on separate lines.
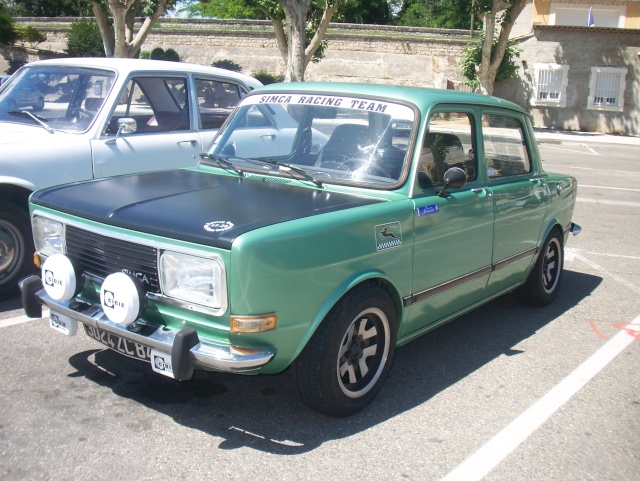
494,0 -> 640,135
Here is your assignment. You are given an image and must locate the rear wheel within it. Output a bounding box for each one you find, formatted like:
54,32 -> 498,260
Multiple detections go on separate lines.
517,229 -> 564,306
295,285 -> 397,417
0,204 -> 34,299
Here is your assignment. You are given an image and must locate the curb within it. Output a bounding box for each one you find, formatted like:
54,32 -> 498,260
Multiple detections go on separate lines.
534,128 -> 640,146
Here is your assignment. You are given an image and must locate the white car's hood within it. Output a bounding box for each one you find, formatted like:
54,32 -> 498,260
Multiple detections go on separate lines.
0,122 -> 77,145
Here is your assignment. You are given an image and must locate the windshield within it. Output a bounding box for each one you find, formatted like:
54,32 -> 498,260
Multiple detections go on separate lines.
206,93 -> 416,188
0,65 -> 116,133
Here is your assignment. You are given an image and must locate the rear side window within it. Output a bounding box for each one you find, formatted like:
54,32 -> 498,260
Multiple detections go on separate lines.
482,114 -> 531,178
196,78 -> 241,129
419,112 -> 477,187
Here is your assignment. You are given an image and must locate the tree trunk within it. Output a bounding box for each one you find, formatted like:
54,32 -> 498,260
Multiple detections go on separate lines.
282,0 -> 312,82
95,0 -> 172,59
476,0 -> 528,95
91,1 -> 114,57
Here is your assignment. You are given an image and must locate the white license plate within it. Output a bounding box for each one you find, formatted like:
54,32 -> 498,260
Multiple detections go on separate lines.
50,311 -> 78,336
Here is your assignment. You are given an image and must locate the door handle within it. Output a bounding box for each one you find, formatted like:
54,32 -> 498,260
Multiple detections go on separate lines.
472,188 -> 492,199
177,140 -> 198,146
529,178 -> 545,187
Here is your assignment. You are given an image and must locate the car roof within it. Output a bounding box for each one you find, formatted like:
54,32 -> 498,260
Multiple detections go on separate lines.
25,57 -> 262,89
253,82 -> 525,114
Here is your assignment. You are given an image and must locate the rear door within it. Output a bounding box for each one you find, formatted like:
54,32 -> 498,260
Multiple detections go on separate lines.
481,111 -> 549,297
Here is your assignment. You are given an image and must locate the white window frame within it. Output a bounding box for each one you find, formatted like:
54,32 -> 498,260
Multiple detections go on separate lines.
550,3 -> 626,28
587,67 -> 627,112
531,64 -> 570,108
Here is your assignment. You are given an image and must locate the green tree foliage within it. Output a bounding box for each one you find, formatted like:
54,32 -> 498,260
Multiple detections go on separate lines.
8,0 -> 93,16
459,31 -> 520,90
0,5 -> 19,45
395,0 -> 478,30
340,0 -> 392,24
65,18 -> 106,56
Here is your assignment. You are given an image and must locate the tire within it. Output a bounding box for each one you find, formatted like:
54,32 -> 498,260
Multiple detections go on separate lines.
295,285 -> 397,417
0,204 -> 35,299
517,228 -> 564,306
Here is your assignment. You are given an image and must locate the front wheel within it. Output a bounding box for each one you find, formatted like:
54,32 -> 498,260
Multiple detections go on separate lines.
517,229 -> 564,306
0,204 -> 35,299
295,285 -> 397,417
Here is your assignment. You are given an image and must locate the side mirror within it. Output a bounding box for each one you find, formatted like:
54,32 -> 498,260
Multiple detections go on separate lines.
438,167 -> 467,197
117,117 -> 137,134
106,118 -> 137,144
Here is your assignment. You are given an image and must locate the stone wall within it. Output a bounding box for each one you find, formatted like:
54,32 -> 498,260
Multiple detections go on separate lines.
3,18 -> 638,134
6,18 -> 471,88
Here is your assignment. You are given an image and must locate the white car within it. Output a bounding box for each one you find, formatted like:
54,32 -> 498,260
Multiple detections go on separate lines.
0,57 -> 262,297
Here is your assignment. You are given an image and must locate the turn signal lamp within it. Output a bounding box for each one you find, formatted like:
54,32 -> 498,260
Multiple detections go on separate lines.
230,314 -> 277,334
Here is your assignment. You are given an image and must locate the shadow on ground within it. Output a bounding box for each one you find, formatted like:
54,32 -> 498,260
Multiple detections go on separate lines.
66,269 -> 601,454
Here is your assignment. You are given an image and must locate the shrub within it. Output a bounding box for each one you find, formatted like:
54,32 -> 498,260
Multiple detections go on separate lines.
212,59 -> 242,72
149,47 -> 181,62
163,48 -> 180,62
150,47 -> 165,60
252,70 -> 284,85
65,19 -> 105,57
0,12 -> 18,45
16,25 -> 46,48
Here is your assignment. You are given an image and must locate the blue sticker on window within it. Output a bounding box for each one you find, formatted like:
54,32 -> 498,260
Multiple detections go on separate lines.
417,205 -> 439,217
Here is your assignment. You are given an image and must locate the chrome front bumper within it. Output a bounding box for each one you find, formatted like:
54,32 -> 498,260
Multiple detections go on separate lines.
21,276 -> 274,380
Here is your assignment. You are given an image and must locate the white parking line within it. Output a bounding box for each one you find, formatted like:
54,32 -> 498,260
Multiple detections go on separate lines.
543,164 -> 639,175
440,312 -> 640,481
0,312 -> 46,328
579,184 -> 640,192
576,197 -> 640,208
540,144 -> 600,156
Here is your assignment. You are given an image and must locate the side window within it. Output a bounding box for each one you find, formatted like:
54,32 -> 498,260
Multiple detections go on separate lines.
196,78 -> 241,129
107,76 -> 189,134
482,114 -> 531,178
419,112 -> 476,187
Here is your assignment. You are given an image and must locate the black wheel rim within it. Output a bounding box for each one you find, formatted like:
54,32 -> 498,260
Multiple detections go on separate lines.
0,220 -> 24,286
542,237 -> 562,294
336,307 -> 390,398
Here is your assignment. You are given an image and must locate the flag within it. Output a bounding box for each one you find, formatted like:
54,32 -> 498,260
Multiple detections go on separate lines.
588,7 -> 595,27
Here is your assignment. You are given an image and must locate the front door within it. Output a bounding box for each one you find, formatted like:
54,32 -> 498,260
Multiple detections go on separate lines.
401,109 -> 494,339
91,75 -> 201,178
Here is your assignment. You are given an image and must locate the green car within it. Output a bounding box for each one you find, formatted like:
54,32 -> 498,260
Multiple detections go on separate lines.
21,83 -> 580,416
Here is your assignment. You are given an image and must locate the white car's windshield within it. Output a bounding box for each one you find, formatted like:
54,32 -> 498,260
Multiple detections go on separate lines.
206,93 -> 415,188
0,65 -> 116,133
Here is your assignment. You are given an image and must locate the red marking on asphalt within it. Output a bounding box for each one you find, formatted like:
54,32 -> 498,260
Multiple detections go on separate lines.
612,322 -> 640,339
589,321 -> 608,340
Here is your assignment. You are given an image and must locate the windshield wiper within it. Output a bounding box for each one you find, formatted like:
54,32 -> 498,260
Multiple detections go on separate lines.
249,158 -> 323,188
199,153 -> 244,177
8,110 -> 54,134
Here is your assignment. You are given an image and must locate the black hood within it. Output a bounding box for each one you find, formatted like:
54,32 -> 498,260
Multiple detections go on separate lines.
31,169 -> 382,249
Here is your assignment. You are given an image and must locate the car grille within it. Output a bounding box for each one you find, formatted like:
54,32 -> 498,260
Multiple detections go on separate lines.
65,225 -> 160,293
